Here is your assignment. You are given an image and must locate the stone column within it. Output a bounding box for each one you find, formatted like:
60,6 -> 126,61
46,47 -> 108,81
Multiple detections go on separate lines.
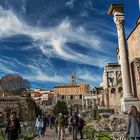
103,70 -> 109,108
86,99 -> 88,109
114,71 -> 117,85
108,4 -> 139,112
82,95 -> 84,111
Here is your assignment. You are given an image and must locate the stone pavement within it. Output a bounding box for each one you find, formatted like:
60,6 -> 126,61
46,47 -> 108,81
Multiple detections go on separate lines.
34,127 -> 81,140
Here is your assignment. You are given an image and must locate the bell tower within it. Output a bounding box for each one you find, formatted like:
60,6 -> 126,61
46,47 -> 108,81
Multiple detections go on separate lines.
71,73 -> 76,85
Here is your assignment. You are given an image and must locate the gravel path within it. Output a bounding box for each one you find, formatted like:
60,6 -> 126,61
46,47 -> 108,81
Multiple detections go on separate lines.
34,127 -> 81,140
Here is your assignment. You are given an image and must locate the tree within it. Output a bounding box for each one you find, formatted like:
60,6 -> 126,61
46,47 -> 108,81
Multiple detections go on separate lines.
0,74 -> 31,95
53,100 -> 68,116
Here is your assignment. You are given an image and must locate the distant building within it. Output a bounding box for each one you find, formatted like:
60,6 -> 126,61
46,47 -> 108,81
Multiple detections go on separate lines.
53,74 -> 90,95
31,88 -> 53,101
53,74 -> 90,106
31,89 -> 54,112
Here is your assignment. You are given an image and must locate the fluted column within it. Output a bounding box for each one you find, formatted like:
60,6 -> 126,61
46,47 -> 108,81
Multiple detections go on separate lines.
86,99 -> 88,109
114,15 -> 133,98
82,95 -> 84,111
104,71 -> 109,108
108,4 -> 139,111
114,71 -> 117,85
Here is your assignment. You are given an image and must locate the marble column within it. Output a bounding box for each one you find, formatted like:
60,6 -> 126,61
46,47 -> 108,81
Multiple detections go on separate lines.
86,99 -> 88,109
108,4 -> 139,111
104,70 -> 109,108
82,95 -> 84,111
114,71 -> 117,85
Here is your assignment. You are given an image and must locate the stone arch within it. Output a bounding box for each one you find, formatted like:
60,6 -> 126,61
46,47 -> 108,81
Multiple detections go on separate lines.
70,95 -> 73,100
61,95 -> 64,99
118,86 -> 123,93
110,88 -> 116,94
79,95 -> 82,99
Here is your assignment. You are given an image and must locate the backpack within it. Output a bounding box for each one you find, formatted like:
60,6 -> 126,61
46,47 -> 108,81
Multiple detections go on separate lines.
71,117 -> 78,126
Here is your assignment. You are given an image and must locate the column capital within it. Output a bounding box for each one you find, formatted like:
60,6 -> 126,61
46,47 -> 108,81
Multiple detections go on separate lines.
108,4 -> 124,15
114,16 -> 124,30
108,4 -> 124,30
104,70 -> 108,75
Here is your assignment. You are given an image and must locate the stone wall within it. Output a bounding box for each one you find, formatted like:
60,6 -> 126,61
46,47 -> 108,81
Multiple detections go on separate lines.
0,97 -> 36,122
102,84 -> 123,111
127,19 -> 140,100
128,21 -> 140,61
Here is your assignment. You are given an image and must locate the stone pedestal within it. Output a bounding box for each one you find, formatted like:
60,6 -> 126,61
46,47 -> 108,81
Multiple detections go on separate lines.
121,97 -> 140,112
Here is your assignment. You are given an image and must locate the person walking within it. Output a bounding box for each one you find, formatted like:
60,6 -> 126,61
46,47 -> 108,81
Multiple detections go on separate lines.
127,105 -> 140,140
55,113 -> 65,140
78,114 -> 85,140
42,114 -> 47,136
71,112 -> 79,140
5,111 -> 21,140
68,115 -> 72,135
35,115 -> 44,137
49,114 -> 55,129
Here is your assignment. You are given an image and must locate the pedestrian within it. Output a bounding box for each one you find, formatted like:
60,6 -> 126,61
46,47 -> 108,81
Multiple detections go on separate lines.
46,115 -> 49,127
56,113 -> 65,140
55,115 -> 58,134
127,105 -> 140,140
71,112 -> 79,140
49,114 -> 55,129
35,115 -> 44,137
78,114 -> 85,140
68,115 -> 72,134
5,111 -> 21,140
42,114 -> 47,136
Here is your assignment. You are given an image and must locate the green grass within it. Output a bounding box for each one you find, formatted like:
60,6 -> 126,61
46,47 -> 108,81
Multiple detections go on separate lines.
95,132 -> 111,140
0,136 -> 4,140
83,127 -> 112,140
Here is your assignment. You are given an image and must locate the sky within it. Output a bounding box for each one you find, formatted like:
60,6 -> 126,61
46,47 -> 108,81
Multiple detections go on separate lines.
0,0 -> 139,89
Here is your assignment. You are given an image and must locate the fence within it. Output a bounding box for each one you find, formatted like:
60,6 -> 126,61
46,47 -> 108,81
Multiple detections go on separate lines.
83,127 -> 128,140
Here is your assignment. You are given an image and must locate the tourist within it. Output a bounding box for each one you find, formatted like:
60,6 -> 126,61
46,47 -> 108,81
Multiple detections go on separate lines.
71,112 -> 79,140
35,115 -> 44,137
68,115 -> 72,134
42,114 -> 47,135
5,111 -> 21,140
55,113 -> 65,140
46,115 -> 49,127
127,105 -> 140,140
49,114 -> 55,129
54,115 -> 58,134
78,114 -> 85,139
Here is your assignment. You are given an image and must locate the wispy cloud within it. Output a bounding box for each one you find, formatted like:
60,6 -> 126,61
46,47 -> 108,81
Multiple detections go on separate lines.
0,55 -> 65,83
77,68 -> 103,87
65,0 -> 76,8
0,7 -> 116,68
0,5 -> 118,88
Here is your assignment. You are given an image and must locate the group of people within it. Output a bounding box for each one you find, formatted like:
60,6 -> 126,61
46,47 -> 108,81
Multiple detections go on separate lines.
3,105 -> 140,140
55,112 -> 85,140
35,112 -> 85,140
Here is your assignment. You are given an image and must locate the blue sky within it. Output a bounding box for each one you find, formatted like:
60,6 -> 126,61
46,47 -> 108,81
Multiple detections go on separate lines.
0,0 -> 139,89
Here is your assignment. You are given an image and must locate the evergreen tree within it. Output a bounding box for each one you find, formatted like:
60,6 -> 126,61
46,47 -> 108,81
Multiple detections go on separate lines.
53,100 -> 68,115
